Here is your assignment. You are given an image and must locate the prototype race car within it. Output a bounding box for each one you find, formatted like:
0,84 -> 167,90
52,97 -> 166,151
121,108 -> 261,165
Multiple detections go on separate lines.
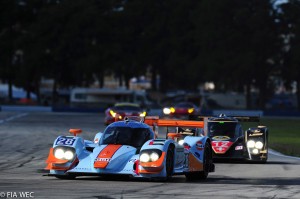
190,114 -> 268,162
163,102 -> 200,118
104,102 -> 147,125
45,116 -> 214,181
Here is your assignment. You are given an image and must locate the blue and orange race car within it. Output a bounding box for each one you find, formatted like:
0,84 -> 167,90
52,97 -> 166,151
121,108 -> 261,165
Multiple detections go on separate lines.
45,116 -> 215,181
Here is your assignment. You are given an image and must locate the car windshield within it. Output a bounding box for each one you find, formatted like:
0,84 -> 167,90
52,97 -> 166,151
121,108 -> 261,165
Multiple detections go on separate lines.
175,103 -> 194,108
208,122 -> 237,138
114,106 -> 141,111
101,127 -> 151,148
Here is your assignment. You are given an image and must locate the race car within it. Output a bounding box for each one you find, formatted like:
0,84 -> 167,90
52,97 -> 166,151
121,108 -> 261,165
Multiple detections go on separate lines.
163,102 -> 200,119
190,114 -> 268,162
104,102 -> 147,125
45,116 -> 215,181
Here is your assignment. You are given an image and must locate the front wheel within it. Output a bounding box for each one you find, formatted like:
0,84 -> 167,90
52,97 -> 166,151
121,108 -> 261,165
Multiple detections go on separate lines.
165,145 -> 174,180
186,142 -> 212,181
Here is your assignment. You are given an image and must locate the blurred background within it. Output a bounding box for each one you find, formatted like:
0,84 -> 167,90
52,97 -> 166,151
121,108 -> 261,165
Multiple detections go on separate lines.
1,0 -> 300,115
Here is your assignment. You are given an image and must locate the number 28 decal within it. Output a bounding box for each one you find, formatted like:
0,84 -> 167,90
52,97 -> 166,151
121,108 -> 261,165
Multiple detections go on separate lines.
56,138 -> 75,146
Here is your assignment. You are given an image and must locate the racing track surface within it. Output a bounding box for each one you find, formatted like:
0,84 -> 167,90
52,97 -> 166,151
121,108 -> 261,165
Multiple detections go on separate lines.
0,112 -> 299,199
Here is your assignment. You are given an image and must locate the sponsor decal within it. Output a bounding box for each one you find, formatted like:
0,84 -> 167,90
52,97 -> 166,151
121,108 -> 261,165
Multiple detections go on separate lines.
212,136 -> 230,141
211,141 -> 233,154
129,158 -> 138,162
196,141 -> 204,150
249,133 -> 263,136
94,145 -> 121,169
95,158 -> 111,162
235,145 -> 243,150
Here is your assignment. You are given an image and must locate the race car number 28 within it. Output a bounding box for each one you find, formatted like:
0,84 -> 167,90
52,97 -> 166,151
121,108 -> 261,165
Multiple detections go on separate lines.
56,138 -> 75,146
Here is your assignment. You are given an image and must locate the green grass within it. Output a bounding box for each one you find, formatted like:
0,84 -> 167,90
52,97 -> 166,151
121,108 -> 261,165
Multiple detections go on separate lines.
243,117 -> 300,157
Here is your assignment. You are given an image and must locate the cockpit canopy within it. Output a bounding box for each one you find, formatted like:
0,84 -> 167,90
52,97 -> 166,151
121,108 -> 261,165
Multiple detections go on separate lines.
208,121 -> 238,138
101,126 -> 153,148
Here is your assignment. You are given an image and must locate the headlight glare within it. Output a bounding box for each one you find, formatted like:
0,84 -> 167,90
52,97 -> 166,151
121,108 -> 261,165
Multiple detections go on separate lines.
109,110 -> 116,117
140,153 -> 150,162
140,112 -> 146,117
188,108 -> 194,113
178,139 -> 184,145
170,107 -> 175,113
150,152 -> 159,162
252,148 -> 259,154
247,140 -> 255,148
163,108 -> 171,115
54,148 -> 65,159
64,150 -> 75,160
255,141 -> 263,149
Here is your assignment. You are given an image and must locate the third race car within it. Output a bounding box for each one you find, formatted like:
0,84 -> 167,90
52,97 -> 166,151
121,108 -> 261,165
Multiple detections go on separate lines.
190,114 -> 268,162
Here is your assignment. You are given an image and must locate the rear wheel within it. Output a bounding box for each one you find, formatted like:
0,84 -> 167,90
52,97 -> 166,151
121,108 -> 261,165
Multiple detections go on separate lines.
186,142 -> 212,181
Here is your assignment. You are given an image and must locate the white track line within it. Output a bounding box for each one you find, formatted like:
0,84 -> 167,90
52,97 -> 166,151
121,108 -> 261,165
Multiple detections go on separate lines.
0,113 -> 28,124
269,149 -> 300,160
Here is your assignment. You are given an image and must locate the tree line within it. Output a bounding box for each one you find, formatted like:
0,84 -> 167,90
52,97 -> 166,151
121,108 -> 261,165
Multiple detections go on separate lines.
0,0 -> 300,110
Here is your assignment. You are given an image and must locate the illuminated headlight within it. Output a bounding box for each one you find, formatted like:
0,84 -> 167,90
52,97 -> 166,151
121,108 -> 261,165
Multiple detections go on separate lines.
140,151 -> 161,162
188,108 -> 194,114
139,111 -> 146,117
178,139 -> 185,145
163,108 -> 171,115
64,150 -> 75,160
150,152 -> 159,162
255,141 -> 263,149
109,110 -> 116,117
247,140 -> 255,148
54,148 -> 65,159
170,107 -> 175,113
140,153 -> 150,162
252,148 -> 259,154
54,147 -> 75,161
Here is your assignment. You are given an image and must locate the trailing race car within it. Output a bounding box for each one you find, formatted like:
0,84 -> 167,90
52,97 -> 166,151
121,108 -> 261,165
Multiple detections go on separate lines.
45,116 -> 215,181
190,114 -> 268,162
162,102 -> 200,119
104,102 -> 147,125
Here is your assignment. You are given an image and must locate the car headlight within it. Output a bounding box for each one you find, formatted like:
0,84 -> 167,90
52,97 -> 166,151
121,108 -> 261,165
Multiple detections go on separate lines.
252,148 -> 259,154
140,153 -> 150,162
139,111 -> 146,117
163,108 -> 171,115
188,108 -> 194,114
178,139 -> 185,145
247,140 -> 255,148
150,152 -> 159,162
54,148 -> 65,159
140,149 -> 162,162
54,147 -> 75,161
109,110 -> 116,117
255,141 -> 263,149
170,107 -> 175,113
64,150 -> 75,160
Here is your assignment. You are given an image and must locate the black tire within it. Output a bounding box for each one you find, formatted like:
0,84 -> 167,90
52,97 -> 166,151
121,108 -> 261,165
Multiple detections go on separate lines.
165,145 -> 174,179
186,142 -> 212,181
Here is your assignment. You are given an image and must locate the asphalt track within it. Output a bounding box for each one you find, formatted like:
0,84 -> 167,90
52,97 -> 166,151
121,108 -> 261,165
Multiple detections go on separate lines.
0,112 -> 299,199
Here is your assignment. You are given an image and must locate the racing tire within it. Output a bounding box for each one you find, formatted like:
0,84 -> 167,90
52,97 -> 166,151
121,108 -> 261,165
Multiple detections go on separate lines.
185,142 -> 212,181
165,145 -> 175,180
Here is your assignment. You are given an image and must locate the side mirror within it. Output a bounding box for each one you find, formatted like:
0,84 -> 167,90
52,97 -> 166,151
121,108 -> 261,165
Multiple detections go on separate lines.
94,132 -> 103,144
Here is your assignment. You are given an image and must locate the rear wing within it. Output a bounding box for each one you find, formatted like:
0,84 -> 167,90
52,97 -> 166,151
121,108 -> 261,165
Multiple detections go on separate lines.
189,115 -> 260,122
144,116 -> 204,128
